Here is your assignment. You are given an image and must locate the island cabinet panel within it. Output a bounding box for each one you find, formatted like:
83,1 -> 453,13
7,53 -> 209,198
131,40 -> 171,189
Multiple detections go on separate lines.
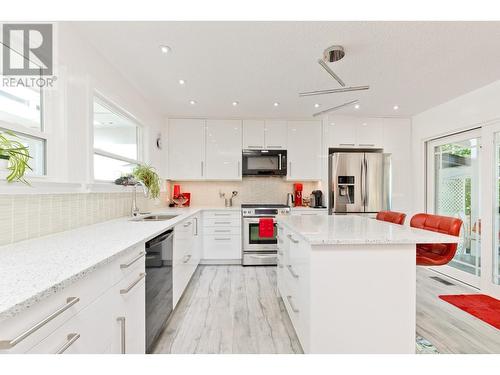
277,223 -> 416,354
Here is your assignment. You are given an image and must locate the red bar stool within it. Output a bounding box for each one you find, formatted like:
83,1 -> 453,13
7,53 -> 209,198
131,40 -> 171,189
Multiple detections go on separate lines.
410,213 -> 463,266
376,210 -> 407,225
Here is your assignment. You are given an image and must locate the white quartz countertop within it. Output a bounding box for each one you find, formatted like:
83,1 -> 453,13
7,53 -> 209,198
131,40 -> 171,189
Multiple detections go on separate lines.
277,214 -> 461,245
0,206 -> 239,319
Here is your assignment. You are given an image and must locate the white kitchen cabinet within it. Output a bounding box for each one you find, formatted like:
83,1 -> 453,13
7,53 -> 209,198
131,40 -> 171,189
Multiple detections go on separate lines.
243,120 -> 265,149
206,119 -> 242,180
265,120 -> 287,149
168,119 -> 206,180
202,210 -> 241,263
328,116 -> 383,148
287,120 -> 322,180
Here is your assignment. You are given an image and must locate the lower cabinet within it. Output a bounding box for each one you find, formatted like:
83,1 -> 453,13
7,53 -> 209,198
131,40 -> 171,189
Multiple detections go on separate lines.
2,245 -> 147,354
173,214 -> 201,308
202,210 -> 241,263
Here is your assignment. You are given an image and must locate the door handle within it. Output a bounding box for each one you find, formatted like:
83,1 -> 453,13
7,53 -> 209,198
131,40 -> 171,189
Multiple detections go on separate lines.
55,333 -> 80,354
360,158 -> 365,205
117,317 -> 126,354
364,158 -> 368,206
287,265 -> 300,279
286,295 -> 300,313
183,254 -> 192,263
287,234 -> 299,244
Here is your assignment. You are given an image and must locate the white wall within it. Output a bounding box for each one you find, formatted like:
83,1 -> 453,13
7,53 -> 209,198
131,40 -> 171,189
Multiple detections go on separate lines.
411,79 -> 500,214
48,22 -> 165,185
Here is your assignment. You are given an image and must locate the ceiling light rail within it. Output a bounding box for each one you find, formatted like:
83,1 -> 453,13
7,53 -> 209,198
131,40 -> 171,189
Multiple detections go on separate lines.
312,99 -> 359,117
299,85 -> 370,97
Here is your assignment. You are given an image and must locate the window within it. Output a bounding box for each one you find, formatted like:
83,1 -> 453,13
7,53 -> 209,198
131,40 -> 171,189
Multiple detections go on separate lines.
93,96 -> 142,181
0,86 -> 46,176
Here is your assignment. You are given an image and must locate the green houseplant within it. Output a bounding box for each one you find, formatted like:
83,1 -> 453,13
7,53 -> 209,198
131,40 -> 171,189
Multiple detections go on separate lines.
132,164 -> 161,199
0,130 -> 32,184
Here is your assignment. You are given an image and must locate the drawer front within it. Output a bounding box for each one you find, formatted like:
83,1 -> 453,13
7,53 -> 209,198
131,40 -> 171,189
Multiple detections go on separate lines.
203,218 -> 241,227
203,226 -> 241,235
27,288 -> 114,354
203,211 -> 241,219
111,244 -> 146,284
203,235 -> 241,260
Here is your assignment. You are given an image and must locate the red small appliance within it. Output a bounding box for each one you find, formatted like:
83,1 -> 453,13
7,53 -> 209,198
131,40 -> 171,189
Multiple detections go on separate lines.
293,183 -> 303,207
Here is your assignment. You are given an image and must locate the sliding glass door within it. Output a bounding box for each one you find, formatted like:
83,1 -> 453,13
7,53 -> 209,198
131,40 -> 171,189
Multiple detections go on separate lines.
427,130 -> 481,287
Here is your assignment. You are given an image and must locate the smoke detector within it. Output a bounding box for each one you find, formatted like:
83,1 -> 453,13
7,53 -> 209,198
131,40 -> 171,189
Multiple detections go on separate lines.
323,45 -> 345,63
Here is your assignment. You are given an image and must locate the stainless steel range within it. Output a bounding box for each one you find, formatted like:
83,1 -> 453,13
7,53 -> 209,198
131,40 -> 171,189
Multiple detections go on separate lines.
242,204 -> 290,266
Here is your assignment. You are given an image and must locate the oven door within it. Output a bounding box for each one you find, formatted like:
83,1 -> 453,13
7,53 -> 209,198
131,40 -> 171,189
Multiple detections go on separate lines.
243,217 -> 278,251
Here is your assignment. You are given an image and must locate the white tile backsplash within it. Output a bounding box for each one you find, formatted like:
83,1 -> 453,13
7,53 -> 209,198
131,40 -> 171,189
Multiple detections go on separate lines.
0,192 -> 161,246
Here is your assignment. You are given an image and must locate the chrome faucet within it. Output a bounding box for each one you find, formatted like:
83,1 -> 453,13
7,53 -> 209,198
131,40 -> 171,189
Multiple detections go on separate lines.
131,180 -> 148,217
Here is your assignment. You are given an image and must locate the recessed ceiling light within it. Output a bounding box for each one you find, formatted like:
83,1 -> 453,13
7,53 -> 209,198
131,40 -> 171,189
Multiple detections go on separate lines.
354,104 -> 360,109
232,101 -> 239,106
189,100 -> 197,105
160,45 -> 171,54
393,105 -> 399,110
314,103 -> 320,108
178,79 -> 185,85
273,102 -> 279,107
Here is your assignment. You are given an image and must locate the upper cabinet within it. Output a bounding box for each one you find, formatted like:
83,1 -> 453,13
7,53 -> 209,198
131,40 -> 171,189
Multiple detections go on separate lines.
205,119 -> 242,180
242,120 -> 265,149
168,119 -> 206,180
242,119 -> 287,150
287,120 -> 322,180
328,116 -> 383,148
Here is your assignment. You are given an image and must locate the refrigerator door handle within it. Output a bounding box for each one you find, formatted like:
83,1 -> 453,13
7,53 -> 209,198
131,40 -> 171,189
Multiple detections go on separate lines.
360,157 -> 365,205
364,158 -> 368,206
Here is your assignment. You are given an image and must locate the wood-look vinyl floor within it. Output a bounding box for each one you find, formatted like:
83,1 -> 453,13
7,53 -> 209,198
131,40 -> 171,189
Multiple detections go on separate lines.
153,265 -> 500,354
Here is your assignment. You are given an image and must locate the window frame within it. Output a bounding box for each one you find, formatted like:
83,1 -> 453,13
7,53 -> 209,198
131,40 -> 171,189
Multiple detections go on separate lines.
92,93 -> 143,183
0,86 -> 48,178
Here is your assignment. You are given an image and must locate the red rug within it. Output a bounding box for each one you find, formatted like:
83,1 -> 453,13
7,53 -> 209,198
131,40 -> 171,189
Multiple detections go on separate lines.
439,294 -> 500,329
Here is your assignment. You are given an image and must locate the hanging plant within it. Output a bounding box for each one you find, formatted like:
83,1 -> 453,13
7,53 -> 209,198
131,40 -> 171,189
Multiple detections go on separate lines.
133,164 -> 161,199
0,130 -> 32,184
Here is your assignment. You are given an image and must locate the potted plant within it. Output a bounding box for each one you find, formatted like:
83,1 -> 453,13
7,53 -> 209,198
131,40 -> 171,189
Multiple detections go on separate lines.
0,130 -> 32,184
114,164 -> 161,199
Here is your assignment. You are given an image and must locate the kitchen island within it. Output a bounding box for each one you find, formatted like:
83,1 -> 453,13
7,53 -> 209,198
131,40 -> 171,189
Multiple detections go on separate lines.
276,214 -> 460,354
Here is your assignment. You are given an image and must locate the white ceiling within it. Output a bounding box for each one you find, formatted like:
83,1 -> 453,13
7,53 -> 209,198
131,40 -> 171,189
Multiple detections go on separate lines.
72,21 -> 500,119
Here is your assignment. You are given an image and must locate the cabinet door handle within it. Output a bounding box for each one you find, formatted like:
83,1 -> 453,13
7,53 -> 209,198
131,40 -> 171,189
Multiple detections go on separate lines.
287,265 -> 300,279
55,333 -> 80,354
287,234 -> 299,244
286,295 -> 300,313
247,145 -> 263,149
201,161 -> 204,177
194,217 -> 198,236
120,273 -> 146,294
289,162 -> 292,177
214,229 -> 231,233
214,237 -> 231,241
183,221 -> 192,227
238,161 -> 241,177
120,251 -> 145,269
0,297 -> 80,349
183,254 -> 192,263
117,317 -> 126,354
339,143 -> 355,146
267,145 -> 282,149
359,143 -> 375,147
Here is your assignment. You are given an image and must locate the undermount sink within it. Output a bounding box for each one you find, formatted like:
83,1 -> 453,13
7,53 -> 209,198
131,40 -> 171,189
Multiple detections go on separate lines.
133,214 -> 179,221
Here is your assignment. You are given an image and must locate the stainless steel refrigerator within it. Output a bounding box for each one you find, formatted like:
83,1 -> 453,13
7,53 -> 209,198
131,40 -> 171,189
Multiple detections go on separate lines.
328,152 -> 392,214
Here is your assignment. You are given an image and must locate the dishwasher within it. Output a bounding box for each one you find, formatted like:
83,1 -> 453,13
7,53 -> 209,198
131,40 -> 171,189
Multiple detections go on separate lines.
145,229 -> 173,353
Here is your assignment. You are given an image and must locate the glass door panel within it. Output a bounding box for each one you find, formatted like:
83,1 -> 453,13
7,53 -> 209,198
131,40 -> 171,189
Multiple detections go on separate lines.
428,133 -> 481,284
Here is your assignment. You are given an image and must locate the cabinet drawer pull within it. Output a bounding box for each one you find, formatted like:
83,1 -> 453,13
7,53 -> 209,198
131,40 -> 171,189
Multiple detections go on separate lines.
267,145 -> 282,149
359,143 -> 375,147
214,229 -> 231,233
183,221 -> 192,227
120,251 -> 145,269
117,317 -> 126,354
339,143 -> 355,146
287,234 -> 299,244
214,237 -> 231,241
214,221 -> 232,225
0,296 -> 80,349
183,254 -> 192,263
286,295 -> 300,313
287,265 -> 300,279
214,213 -> 231,216
55,333 -> 80,354
247,145 -> 263,149
120,273 -> 146,294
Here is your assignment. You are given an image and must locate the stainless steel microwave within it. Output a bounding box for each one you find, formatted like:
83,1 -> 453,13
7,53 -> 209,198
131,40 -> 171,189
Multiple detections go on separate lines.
242,150 -> 287,176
